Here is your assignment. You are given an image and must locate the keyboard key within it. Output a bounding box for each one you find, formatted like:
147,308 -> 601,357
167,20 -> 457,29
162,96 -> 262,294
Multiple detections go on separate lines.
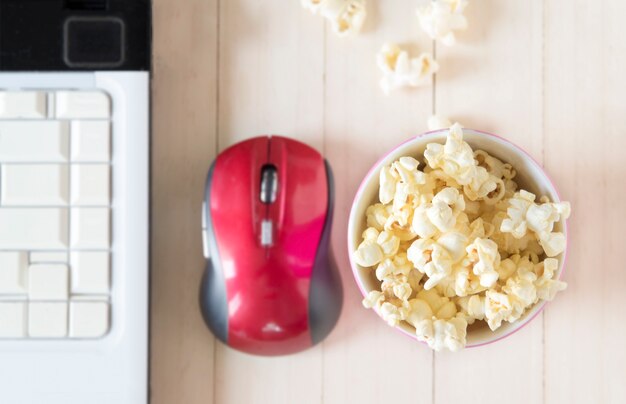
28,264 -> 69,300
70,208 -> 110,249
30,252 -> 68,263
69,301 -> 109,338
70,251 -> 110,294
0,252 -> 28,294
0,121 -> 69,162
71,121 -> 110,162
1,164 -> 69,205
0,91 -> 47,118
56,91 -> 110,119
70,164 -> 110,206
0,208 -> 68,249
0,302 -> 27,338
28,302 -> 68,338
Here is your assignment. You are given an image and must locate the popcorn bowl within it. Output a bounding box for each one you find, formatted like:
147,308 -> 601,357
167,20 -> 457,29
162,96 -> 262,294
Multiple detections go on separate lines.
347,128 -> 568,348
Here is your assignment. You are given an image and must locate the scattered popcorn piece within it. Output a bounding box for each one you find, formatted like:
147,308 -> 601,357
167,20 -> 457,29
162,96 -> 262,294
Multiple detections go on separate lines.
428,114 -> 453,131
416,0 -> 469,46
302,0 -> 366,37
301,0 -> 326,13
377,43 -> 438,94
356,124 -> 570,351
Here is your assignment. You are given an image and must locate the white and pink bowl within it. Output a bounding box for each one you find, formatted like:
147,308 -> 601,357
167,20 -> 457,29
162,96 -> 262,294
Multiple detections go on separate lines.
347,128 -> 568,347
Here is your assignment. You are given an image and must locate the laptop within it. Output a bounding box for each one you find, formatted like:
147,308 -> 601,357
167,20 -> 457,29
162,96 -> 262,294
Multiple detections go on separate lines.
0,1 -> 151,403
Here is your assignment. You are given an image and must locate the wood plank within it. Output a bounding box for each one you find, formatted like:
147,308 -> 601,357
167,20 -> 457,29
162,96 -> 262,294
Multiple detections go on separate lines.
322,1 -> 434,403
150,0 -> 218,403
214,2 -> 326,403
433,2 -> 544,403
544,0 -> 626,402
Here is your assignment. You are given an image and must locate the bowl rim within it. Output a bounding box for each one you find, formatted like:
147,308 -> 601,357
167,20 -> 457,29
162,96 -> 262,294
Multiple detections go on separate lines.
347,127 -> 569,348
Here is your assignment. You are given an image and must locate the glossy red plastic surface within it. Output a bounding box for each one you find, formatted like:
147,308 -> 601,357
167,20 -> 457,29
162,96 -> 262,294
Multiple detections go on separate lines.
209,136 -> 329,355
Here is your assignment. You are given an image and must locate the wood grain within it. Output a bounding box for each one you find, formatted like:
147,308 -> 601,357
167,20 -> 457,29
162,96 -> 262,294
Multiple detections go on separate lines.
151,1 -> 218,403
149,1 -> 626,403
544,1 -> 626,403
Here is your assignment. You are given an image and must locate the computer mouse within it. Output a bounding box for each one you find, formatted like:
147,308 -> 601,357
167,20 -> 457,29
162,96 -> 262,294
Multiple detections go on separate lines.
200,135 -> 343,356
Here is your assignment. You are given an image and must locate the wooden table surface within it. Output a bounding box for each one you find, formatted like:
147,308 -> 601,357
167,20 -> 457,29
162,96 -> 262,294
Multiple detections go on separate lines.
150,1 -> 626,403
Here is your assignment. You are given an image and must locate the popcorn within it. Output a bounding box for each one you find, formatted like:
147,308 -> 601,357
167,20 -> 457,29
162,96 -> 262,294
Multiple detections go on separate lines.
353,239 -> 383,267
366,203 -> 391,230
393,156 -> 426,184
435,300 -> 457,319
430,317 -> 467,351
393,283 -> 413,301
539,232 -> 567,258
362,290 -> 385,308
380,302 -> 407,327
375,253 -> 412,281
502,264 -> 538,322
416,0 -> 468,46
535,258 -> 567,301
377,43 -> 438,94
428,114 -> 452,131
379,165 -> 398,204
500,191 -> 571,257
407,239 -> 453,289
356,124 -> 570,351
484,290 -> 514,331
436,231 -> 469,263
465,238 -> 500,287
466,295 -> 486,320
377,230 -> 401,256
406,298 -> 433,327
302,0 -> 366,37
301,0 -> 326,13
454,295 -> 485,324
500,190 -> 535,238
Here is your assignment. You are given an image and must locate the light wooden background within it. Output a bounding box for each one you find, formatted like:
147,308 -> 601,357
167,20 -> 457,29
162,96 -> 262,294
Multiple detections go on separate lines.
151,1 -> 626,403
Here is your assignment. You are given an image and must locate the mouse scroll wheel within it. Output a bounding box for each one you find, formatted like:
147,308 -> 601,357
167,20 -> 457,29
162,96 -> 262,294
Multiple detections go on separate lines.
260,165 -> 278,204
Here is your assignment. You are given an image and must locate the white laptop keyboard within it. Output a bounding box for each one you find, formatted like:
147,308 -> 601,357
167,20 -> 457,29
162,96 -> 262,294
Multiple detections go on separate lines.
0,90 -> 111,339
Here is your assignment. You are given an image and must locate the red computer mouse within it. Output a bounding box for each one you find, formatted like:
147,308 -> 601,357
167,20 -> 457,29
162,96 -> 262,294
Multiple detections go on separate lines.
200,135 -> 342,356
